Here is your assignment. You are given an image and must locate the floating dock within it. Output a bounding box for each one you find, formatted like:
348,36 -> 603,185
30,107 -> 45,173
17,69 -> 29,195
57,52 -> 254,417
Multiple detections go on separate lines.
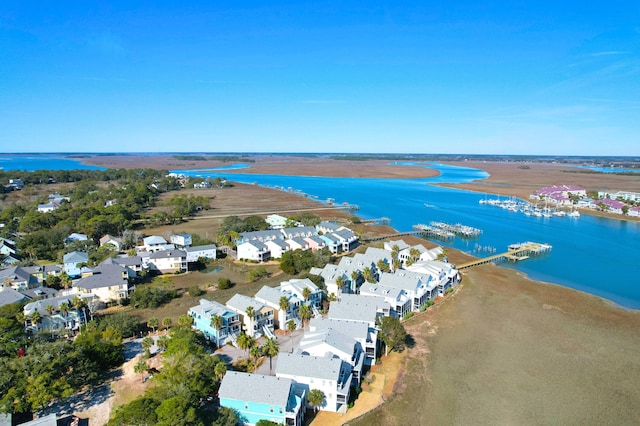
455,241 -> 552,270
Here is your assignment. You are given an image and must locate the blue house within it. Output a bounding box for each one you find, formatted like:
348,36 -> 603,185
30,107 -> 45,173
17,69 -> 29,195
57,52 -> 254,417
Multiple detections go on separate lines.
188,299 -> 241,347
63,251 -> 89,278
219,371 -> 305,426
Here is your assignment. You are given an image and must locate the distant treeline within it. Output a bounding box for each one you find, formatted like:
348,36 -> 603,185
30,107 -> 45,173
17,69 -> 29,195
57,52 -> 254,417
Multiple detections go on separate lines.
173,155 -> 255,163
1,168 -> 169,186
561,170 -> 640,177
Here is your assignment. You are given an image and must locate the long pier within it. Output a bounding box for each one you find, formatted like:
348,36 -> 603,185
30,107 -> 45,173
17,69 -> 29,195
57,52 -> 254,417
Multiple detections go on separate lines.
456,241 -> 552,270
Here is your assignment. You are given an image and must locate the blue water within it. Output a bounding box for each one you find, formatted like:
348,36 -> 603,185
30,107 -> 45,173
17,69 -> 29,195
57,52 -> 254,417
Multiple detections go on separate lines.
183,163 -> 250,173
575,165 -> 640,174
177,162 -> 640,309
0,155 -> 105,171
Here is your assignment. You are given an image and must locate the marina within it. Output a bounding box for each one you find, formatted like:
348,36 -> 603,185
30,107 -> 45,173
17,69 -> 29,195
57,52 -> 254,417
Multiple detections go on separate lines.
456,241 -> 553,270
480,196 -> 579,219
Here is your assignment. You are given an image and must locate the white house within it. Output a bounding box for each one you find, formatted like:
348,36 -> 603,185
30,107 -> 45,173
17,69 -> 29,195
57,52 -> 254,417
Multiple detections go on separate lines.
237,240 -> 270,262
99,234 -> 122,252
170,233 -> 192,248
226,294 -> 275,338
266,214 -> 288,229
73,263 -> 133,303
265,239 -> 289,259
146,249 -> 187,273
185,244 -> 217,262
142,235 -> 174,253
276,353 -> 352,413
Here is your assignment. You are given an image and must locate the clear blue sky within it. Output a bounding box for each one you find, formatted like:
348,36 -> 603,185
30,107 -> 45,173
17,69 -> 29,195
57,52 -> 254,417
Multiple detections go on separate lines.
1,1 -> 639,155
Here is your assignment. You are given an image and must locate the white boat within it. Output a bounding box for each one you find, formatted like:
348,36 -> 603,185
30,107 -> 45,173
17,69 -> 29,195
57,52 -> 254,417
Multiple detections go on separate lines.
568,210 -> 580,218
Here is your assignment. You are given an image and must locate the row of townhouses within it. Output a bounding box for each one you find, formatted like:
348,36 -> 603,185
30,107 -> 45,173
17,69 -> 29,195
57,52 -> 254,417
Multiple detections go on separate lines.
215,239 -> 460,425
237,221 -> 359,262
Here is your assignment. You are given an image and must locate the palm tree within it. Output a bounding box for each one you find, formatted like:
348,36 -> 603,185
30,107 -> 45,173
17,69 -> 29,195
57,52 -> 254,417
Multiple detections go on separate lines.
16,312 -> 27,330
210,314 -> 223,331
147,317 -> 159,333
392,257 -> 402,271
162,317 -> 172,331
157,335 -> 169,352
298,304 -> 311,328
376,259 -> 389,274
350,270 -> 359,284
141,336 -> 154,358
362,266 -> 374,283
302,287 -> 311,302
250,345 -> 262,371
45,305 -> 55,316
263,337 -> 280,375
244,306 -> 255,334
214,361 -> 227,381
71,295 -> 86,311
30,311 -> 41,332
308,389 -> 325,413
134,360 -> 149,383
178,314 -> 193,327
59,302 -> 70,318
237,332 -> 254,359
409,247 -> 420,260
335,276 -> 345,291
286,319 -> 296,353
279,296 -> 290,315
391,244 -> 400,259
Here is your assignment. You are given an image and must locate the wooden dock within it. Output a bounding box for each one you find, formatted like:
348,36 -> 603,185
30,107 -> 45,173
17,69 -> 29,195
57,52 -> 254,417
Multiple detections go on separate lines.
455,241 -> 552,270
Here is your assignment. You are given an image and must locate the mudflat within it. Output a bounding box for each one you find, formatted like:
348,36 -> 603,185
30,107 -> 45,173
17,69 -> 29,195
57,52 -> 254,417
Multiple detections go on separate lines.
82,154 -> 439,179
349,264 -> 640,426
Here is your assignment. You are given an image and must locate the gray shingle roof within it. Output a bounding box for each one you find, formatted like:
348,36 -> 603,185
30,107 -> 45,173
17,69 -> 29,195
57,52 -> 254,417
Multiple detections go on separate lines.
0,287 -> 28,307
298,328 -> 356,358
226,293 -> 266,314
328,294 -> 387,323
63,251 -> 88,264
276,352 -> 346,382
149,249 -> 186,259
219,371 -> 293,407
73,264 -> 127,290
185,244 -> 217,253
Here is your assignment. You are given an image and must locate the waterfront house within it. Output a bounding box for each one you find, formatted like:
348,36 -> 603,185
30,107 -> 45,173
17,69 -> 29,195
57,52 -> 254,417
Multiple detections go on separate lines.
185,244 -> 217,262
219,371 -> 305,426
332,228 -> 359,252
629,206 -> 640,217
316,221 -> 342,234
72,263 -> 132,303
193,181 -> 212,189
146,249 -> 187,274
63,251 -> 88,278
531,185 -> 586,205
310,315 -> 378,366
237,240 -> 271,262
595,198 -> 625,214
383,239 -> 410,252
377,270 -> 438,310
297,326 -> 365,385
226,294 -> 275,338
188,299 -> 242,347
276,353 -> 353,413
359,282 -> 412,318
406,260 -> 460,294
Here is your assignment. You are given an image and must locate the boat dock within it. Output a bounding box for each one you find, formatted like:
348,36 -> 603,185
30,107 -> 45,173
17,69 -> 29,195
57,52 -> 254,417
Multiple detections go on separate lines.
455,241 -> 552,270
429,221 -> 482,238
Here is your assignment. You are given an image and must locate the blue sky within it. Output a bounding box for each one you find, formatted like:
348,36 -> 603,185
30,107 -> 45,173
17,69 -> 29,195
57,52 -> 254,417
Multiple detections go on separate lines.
1,1 -> 639,155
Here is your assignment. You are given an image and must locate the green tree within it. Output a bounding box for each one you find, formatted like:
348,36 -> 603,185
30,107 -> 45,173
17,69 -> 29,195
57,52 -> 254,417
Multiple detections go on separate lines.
377,316 -> 407,356
178,314 -> 193,327
134,360 -> 149,383
147,317 -> 159,333
45,305 -> 55,315
263,337 -> 280,375
286,319 -> 296,353
279,296 -> 290,316
142,336 -> 154,358
237,333 -> 254,359
162,317 -> 172,331
214,361 -> 227,381
302,287 -> 311,302
308,388 -> 325,412
210,314 -> 223,333
298,304 -> 311,327
244,306 -> 255,334
108,396 -> 160,426
155,396 -> 199,426
250,345 -> 262,371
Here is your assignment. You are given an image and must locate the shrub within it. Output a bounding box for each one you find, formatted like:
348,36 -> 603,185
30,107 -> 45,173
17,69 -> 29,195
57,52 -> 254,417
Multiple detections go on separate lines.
217,277 -> 233,290
403,312 -> 414,321
188,286 -> 203,297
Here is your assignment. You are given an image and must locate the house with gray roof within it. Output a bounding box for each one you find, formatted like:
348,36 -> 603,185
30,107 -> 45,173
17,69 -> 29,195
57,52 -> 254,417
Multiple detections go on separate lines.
332,228 -> 359,252
0,266 -> 38,290
406,260 -> 459,294
104,255 -> 145,277
237,240 -> 270,262
281,226 -> 316,240
359,282 -> 412,318
304,234 -> 327,251
226,294 -> 275,338
141,235 -> 174,252
286,237 -> 309,251
316,221 -> 341,234
297,327 -> 365,384
0,287 -> 28,308
185,244 -> 217,262
378,270 -> 439,310
328,293 -> 389,327
188,299 -> 241,347
238,229 -> 283,244
73,263 -> 132,303
219,372 -> 305,426
276,353 -> 352,413
254,285 -> 303,330
310,315 -> 379,365
265,239 -> 289,259
383,239 -> 410,252
146,249 -> 187,274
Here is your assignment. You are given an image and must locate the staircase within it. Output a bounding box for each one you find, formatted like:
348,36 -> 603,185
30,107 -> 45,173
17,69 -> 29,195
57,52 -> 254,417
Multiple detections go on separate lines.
263,325 -> 276,339
228,332 -> 239,348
